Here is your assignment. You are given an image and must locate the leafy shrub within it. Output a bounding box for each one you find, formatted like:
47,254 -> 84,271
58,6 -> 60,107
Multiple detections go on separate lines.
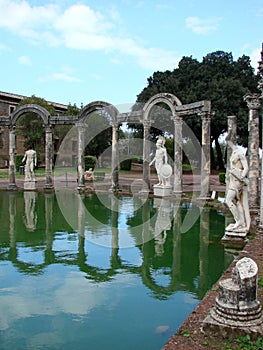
16,154 -> 24,171
219,172 -> 226,184
120,159 -> 132,171
84,156 -> 96,171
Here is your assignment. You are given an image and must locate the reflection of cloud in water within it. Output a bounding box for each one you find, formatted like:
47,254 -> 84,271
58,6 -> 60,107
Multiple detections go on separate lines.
183,292 -> 198,305
0,270 -> 107,331
0,268 -> 137,332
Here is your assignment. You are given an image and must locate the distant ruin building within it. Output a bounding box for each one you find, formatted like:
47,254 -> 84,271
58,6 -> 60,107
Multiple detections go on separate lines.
0,91 -> 68,168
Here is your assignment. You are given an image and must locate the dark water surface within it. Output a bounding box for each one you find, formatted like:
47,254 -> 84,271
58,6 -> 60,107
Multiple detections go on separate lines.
0,191 -> 233,350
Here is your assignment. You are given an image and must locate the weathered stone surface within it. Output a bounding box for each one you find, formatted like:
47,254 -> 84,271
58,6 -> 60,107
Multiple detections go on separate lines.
24,180 -> 36,190
203,257 -> 263,338
153,184 -> 172,197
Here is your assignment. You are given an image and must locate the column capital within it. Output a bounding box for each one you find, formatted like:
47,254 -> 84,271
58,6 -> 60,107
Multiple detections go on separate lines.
198,111 -> 213,121
142,119 -> 153,128
172,114 -> 182,126
110,121 -> 120,128
227,115 -> 237,122
9,125 -> 16,132
243,93 -> 261,110
45,124 -> 53,131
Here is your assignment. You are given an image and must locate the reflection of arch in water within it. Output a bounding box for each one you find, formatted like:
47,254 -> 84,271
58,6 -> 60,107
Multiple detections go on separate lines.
4,192 -> 228,299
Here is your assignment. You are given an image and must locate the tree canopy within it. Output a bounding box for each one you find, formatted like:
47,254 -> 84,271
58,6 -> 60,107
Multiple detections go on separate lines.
136,51 -> 260,169
17,95 -> 56,153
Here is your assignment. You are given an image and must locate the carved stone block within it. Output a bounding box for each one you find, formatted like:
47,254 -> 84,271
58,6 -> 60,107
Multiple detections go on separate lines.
203,257 -> 263,338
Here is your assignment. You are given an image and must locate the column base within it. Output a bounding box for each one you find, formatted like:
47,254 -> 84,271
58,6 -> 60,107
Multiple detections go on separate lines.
24,180 -> 36,190
8,183 -> 17,190
153,184 -> 172,197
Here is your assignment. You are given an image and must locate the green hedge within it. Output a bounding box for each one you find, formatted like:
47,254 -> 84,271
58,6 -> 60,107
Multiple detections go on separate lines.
16,154 -> 24,171
120,159 -> 132,171
84,156 -> 97,171
219,172 -> 226,184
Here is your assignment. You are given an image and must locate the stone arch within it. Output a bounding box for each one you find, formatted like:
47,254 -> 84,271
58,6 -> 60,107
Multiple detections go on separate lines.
8,104 -> 53,190
142,93 -> 182,192
79,101 -> 119,124
142,93 -> 211,197
76,101 -> 120,190
10,104 -> 50,126
143,92 -> 182,120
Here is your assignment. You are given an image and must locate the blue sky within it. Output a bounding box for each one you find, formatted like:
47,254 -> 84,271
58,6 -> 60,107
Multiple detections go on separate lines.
0,0 -> 262,108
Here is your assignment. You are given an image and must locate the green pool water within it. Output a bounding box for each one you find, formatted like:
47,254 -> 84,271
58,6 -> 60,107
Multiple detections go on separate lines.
0,191 -> 234,350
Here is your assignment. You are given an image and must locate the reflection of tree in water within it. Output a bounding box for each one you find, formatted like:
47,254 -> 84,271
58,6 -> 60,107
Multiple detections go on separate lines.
0,192 -> 232,299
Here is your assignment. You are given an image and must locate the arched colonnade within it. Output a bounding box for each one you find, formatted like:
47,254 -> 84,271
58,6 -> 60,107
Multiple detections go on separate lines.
0,93 -> 212,196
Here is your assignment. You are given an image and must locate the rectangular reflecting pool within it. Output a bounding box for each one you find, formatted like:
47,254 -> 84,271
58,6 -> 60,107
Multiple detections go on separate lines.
0,191 -> 234,350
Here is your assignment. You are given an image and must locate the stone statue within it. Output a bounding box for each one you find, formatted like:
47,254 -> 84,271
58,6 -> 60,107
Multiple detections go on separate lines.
225,136 -> 250,233
22,149 -> 37,181
149,136 -> 171,186
84,168 -> 94,181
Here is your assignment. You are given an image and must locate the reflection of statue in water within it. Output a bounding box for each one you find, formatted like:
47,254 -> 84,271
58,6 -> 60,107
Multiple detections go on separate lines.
153,198 -> 171,256
150,136 -> 171,186
225,136 -> 250,232
24,191 -> 37,231
22,149 -> 37,181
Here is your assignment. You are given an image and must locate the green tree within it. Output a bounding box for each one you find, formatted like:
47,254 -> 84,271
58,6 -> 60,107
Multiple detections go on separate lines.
136,51 -> 260,170
54,102 -> 80,149
84,112 -> 112,159
17,95 -> 56,153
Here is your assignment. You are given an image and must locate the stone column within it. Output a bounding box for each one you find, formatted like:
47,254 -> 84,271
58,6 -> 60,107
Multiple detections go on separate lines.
76,123 -> 85,189
142,120 -> 151,191
111,123 -> 119,191
200,112 -> 211,199
258,44 -> 263,232
226,116 -> 237,194
8,126 -> 16,190
45,125 -> 53,189
244,93 -> 261,213
173,115 -> 183,193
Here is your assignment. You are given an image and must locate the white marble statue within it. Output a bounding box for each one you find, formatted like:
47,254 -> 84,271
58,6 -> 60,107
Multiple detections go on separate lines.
149,136 -> 171,186
84,168 -> 95,181
225,138 -> 250,232
22,149 -> 37,181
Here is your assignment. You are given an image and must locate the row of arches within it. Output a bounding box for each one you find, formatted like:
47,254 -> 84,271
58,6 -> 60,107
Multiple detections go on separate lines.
1,93 -> 212,196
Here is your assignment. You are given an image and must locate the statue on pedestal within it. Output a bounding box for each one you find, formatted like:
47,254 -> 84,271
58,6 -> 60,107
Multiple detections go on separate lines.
22,149 -> 37,190
149,136 -> 172,197
225,137 -> 250,233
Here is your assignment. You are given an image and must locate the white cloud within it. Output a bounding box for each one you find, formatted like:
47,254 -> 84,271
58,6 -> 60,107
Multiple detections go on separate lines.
185,16 -> 221,35
0,0 -> 58,42
18,55 -> 31,66
249,47 -> 262,71
51,72 -> 81,83
0,42 -> 6,53
0,0 -> 178,70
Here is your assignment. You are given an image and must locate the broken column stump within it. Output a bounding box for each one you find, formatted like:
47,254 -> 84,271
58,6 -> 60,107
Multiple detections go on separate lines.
203,257 -> 263,339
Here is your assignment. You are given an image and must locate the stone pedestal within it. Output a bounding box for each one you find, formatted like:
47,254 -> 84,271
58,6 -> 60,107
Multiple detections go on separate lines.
203,257 -> 263,338
153,184 -> 172,197
221,228 -> 248,249
24,180 -> 36,190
